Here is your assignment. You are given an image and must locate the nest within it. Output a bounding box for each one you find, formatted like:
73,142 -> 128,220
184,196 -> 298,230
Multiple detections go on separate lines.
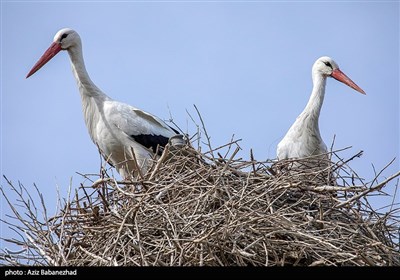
1,139 -> 400,266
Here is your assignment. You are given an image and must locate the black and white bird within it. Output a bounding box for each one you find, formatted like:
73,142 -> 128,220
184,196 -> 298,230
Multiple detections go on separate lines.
277,56 -> 365,161
27,28 -> 184,179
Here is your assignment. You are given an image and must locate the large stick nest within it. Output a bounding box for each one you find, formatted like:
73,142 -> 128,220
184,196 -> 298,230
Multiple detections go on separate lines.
1,139 -> 399,266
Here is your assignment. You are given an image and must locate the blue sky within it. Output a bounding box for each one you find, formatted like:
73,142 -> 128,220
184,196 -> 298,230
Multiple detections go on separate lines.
1,1 -> 399,252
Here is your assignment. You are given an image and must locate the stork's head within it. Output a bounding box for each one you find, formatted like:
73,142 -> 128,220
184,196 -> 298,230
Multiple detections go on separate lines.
53,28 -> 81,50
313,56 -> 365,94
26,28 -> 80,78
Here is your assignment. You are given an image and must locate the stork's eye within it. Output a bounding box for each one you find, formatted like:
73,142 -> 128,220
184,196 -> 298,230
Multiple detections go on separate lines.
324,61 -> 332,68
61,33 -> 69,40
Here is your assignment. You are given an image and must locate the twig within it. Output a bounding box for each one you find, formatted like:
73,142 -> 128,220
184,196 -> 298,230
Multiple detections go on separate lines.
193,104 -> 214,159
336,170 -> 400,208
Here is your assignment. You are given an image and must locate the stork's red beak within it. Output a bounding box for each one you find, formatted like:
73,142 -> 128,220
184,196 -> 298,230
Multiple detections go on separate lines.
331,69 -> 366,95
26,42 -> 62,78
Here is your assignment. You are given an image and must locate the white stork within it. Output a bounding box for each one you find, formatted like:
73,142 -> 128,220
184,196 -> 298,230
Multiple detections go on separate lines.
277,56 -> 365,162
27,28 -> 184,179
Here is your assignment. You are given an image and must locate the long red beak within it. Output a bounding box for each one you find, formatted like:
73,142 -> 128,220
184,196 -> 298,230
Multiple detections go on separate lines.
331,69 -> 366,95
26,42 -> 62,78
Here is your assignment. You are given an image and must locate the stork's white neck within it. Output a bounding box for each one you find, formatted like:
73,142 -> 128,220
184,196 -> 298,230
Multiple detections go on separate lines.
67,43 -> 109,144
302,72 -> 327,121
67,44 -> 106,99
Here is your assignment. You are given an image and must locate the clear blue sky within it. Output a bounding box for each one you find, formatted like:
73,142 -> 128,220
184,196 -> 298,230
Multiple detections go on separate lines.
1,1 -> 399,252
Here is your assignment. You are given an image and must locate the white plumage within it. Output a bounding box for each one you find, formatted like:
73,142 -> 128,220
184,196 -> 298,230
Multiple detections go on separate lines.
277,56 -> 365,161
27,28 -> 182,179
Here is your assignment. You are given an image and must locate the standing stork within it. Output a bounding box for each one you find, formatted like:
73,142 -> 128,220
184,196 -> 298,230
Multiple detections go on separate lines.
277,56 -> 365,162
27,28 -> 185,179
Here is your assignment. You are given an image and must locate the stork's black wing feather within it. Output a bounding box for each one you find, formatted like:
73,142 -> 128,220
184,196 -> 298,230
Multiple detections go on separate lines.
168,125 -> 180,134
131,134 -> 170,154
